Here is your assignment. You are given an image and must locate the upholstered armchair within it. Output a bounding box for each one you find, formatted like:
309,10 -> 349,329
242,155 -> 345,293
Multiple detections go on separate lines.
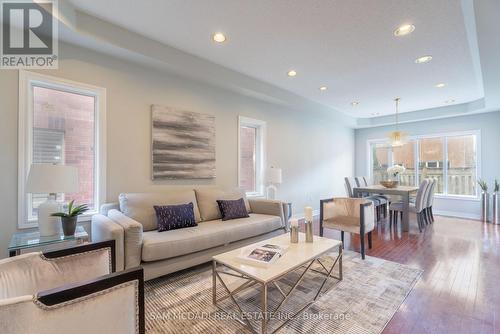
319,197 -> 375,259
0,241 -> 144,334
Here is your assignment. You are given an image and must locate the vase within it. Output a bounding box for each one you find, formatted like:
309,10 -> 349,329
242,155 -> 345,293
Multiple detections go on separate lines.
493,193 -> 499,225
61,216 -> 78,236
481,192 -> 489,223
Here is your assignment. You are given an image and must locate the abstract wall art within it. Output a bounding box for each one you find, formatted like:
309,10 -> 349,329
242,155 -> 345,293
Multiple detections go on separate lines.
151,105 -> 216,179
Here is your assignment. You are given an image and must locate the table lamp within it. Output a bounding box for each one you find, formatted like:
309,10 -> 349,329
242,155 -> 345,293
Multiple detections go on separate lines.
26,164 -> 79,236
266,167 -> 282,199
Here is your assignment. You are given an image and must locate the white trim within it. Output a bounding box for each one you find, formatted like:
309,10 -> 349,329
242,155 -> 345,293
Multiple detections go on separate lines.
18,70 -> 107,229
367,129 -> 481,200
434,210 -> 481,221
238,116 -> 267,197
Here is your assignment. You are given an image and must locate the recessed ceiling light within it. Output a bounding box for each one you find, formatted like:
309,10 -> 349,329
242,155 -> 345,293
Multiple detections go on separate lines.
287,70 -> 297,77
319,86 -> 328,91
351,101 -> 360,106
435,83 -> 446,88
394,24 -> 415,36
445,99 -> 455,104
212,32 -> 226,43
371,112 -> 380,116
415,55 -> 433,64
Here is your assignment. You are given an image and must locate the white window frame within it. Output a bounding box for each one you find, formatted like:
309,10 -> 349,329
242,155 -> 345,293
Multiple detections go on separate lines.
237,116 -> 266,197
367,130 -> 481,201
18,70 -> 107,228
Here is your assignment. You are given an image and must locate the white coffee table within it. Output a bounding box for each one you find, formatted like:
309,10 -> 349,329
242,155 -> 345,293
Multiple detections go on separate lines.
212,232 -> 343,334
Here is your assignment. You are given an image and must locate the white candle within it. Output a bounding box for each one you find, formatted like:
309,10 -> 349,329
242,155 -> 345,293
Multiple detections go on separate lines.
304,206 -> 313,222
290,218 -> 299,227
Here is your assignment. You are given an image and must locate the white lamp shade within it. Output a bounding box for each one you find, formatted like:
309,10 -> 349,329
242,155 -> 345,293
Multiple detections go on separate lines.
26,164 -> 79,194
267,167 -> 282,184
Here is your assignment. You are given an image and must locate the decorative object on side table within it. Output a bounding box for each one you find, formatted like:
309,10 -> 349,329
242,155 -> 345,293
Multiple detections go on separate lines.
266,166 -> 282,199
290,218 -> 299,243
304,206 -> 314,243
478,179 -> 489,223
26,164 -> 79,236
51,200 -> 89,236
493,179 -> 499,225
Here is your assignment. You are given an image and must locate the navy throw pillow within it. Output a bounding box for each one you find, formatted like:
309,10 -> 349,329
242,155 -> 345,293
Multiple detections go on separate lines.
216,198 -> 250,221
154,202 -> 197,232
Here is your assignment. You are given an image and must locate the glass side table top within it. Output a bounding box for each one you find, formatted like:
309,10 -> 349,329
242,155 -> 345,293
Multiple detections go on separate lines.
8,225 -> 88,251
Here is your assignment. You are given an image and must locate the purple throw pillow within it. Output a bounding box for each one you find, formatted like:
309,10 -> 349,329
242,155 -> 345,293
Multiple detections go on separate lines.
154,202 -> 197,232
216,198 -> 250,221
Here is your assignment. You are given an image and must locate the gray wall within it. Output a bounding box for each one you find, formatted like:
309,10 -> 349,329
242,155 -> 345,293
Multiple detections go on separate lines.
0,43 -> 355,258
355,111 -> 500,219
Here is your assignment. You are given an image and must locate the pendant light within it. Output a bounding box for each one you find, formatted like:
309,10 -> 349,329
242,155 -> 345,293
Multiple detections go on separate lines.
387,97 -> 408,147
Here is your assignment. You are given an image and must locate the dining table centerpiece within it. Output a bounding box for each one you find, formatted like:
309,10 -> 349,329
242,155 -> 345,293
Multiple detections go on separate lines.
381,165 -> 406,188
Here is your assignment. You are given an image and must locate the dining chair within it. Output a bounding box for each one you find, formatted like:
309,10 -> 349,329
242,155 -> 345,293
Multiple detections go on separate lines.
389,179 -> 430,232
357,176 -> 389,218
345,177 -> 383,222
424,178 -> 437,224
319,197 -> 375,259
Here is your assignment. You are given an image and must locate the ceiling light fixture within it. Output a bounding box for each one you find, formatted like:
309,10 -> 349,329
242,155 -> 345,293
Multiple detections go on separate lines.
435,83 -> 446,88
287,70 -> 297,77
415,55 -> 433,64
387,97 -> 408,147
394,24 -> 415,36
351,101 -> 360,106
212,32 -> 226,43
445,99 -> 455,104
371,112 -> 380,116
319,86 -> 328,91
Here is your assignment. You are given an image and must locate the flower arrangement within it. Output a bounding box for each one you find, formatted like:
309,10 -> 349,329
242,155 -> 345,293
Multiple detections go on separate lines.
387,165 -> 406,178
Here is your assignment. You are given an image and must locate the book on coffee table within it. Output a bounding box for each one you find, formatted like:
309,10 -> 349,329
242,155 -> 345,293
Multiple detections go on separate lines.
237,243 -> 289,267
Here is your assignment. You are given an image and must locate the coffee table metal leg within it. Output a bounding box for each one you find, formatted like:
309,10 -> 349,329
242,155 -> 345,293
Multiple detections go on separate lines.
212,260 -> 217,304
261,283 -> 268,334
339,244 -> 343,280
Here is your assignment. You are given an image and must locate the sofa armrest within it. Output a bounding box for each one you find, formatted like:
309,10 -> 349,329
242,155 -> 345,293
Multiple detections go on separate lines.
100,202 -> 120,215
107,210 -> 143,269
248,199 -> 286,227
0,268 -> 145,334
91,215 -> 125,271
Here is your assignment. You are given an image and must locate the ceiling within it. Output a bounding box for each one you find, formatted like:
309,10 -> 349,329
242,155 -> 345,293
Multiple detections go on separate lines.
66,0 -> 485,119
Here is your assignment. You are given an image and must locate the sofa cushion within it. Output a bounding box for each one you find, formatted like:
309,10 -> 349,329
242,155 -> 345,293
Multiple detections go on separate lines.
154,203 -> 197,232
195,187 -> 250,221
141,214 -> 282,262
217,198 -> 249,221
119,191 -> 201,231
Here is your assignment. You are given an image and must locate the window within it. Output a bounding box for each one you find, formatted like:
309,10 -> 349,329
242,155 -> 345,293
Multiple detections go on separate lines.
368,131 -> 480,199
19,71 -> 106,228
238,116 -> 266,196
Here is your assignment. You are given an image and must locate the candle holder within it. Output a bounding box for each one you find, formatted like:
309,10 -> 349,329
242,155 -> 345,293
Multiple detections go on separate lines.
305,220 -> 313,243
290,225 -> 299,243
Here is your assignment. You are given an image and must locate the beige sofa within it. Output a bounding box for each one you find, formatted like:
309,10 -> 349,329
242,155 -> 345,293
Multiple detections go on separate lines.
92,187 -> 289,280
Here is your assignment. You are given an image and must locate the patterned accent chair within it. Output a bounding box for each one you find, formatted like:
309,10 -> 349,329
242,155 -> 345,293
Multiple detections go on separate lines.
319,197 -> 375,259
0,241 -> 144,334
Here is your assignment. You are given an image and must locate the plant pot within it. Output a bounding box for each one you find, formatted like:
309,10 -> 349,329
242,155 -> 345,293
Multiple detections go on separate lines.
481,192 -> 489,223
493,193 -> 499,225
61,216 -> 78,236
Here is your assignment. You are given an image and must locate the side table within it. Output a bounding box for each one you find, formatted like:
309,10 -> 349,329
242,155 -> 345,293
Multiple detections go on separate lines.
8,225 -> 89,257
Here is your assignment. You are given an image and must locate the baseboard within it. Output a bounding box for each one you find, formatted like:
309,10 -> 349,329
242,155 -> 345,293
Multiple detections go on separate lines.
291,209 -> 320,220
434,210 -> 481,221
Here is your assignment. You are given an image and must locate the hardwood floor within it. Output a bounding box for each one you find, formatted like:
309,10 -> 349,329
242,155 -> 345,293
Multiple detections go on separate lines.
307,214 -> 500,334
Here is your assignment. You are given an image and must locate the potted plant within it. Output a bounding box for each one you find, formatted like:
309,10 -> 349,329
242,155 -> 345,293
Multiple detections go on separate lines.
478,179 -> 489,223
493,179 -> 499,225
51,200 -> 88,236
381,165 -> 405,188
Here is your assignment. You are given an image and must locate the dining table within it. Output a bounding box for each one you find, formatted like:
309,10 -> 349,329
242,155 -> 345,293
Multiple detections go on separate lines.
352,185 -> 419,232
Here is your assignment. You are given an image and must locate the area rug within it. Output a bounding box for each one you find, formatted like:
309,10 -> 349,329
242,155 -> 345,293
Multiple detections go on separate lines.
145,251 -> 422,333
